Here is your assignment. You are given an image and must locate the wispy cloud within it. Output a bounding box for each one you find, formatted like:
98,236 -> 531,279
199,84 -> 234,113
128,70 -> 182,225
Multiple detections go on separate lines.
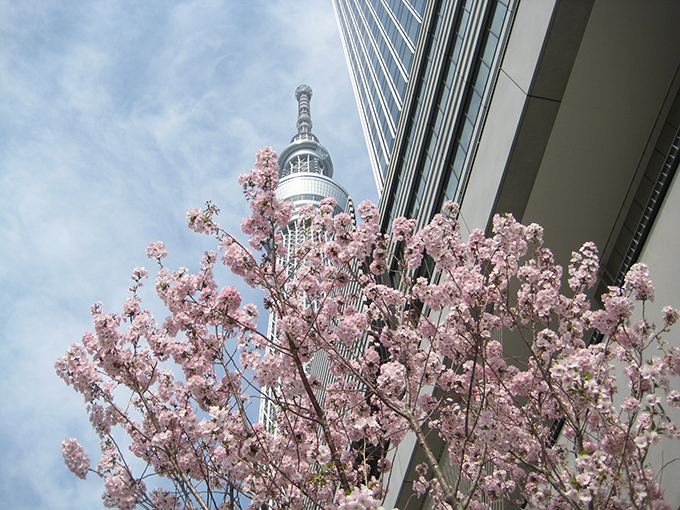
0,1 -> 372,508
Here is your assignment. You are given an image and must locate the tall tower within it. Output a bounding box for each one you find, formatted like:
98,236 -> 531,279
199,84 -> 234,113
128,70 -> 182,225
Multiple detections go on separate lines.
258,85 -> 356,431
274,84 -> 356,277
277,85 -> 354,222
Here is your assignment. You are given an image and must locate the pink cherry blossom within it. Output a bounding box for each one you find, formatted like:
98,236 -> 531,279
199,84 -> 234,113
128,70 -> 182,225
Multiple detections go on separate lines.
146,241 -> 168,260
61,438 -> 90,479
56,148 -> 680,510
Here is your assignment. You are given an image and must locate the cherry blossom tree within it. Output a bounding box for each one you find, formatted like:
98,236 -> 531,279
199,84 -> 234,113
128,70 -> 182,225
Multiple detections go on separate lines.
56,148 -> 680,510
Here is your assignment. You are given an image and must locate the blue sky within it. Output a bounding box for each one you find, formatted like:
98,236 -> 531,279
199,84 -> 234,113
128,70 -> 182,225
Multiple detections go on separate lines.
0,2 -> 377,508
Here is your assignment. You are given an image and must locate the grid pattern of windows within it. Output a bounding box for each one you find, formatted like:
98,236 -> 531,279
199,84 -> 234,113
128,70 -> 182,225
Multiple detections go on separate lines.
406,0 -> 471,223
437,0 -> 509,211
333,0 -> 426,192
383,0 -> 448,230
381,0 -> 510,234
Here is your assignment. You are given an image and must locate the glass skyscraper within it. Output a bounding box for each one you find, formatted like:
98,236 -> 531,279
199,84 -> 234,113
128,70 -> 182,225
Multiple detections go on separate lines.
334,0 -> 513,234
332,0 -> 427,194
335,0 -> 513,296
334,1 -> 680,508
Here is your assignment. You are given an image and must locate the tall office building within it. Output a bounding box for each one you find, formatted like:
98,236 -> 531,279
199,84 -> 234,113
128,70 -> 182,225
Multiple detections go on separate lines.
335,1 -> 680,508
257,85 -> 356,431
334,0 -> 515,250
332,0 -> 427,194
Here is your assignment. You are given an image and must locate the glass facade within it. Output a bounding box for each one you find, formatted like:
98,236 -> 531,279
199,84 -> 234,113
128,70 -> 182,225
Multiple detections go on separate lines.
334,4 -> 518,507
336,0 -> 513,237
358,0 -> 513,240
333,2 -> 680,508
333,0 -> 427,193
436,0 -> 509,212
384,0 -> 450,229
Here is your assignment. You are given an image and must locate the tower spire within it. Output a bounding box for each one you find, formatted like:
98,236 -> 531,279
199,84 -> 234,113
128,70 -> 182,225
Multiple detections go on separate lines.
279,85 -> 332,178
293,84 -> 319,143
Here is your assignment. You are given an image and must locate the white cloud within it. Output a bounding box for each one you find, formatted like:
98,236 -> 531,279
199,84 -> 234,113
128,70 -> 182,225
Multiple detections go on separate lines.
0,2 -> 375,509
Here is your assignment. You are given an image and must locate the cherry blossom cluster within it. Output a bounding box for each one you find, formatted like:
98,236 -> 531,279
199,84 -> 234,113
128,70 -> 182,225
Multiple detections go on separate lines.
61,438 -> 90,480
57,148 -> 680,510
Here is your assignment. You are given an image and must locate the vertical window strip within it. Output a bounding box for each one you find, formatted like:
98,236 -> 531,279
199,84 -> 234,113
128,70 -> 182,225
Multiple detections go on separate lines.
345,0 -> 393,172
355,0 -> 402,131
336,0 -> 383,178
348,0 -> 398,150
403,0 -> 472,223
384,0 -> 447,232
439,0 -> 510,209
